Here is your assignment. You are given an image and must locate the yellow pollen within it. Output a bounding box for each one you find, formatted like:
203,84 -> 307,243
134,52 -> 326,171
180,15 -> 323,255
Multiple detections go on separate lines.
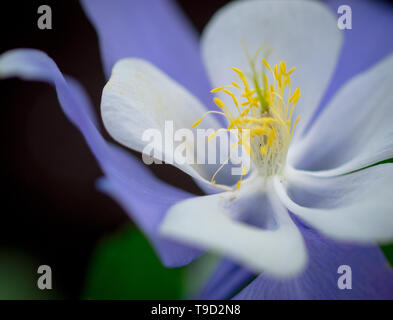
211,86 -> 224,93
232,81 -> 241,89
261,58 -> 272,71
193,55 -> 301,189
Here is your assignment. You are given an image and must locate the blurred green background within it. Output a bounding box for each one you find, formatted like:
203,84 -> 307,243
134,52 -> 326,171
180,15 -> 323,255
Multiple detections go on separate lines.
0,226 -> 392,300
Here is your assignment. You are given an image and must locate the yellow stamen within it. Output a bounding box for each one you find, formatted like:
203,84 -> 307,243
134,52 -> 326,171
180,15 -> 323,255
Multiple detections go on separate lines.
287,67 -> 296,75
236,166 -> 247,189
279,61 -> 286,74
232,67 -> 251,92
192,110 -> 226,128
211,86 -> 224,93
232,81 -> 241,89
222,89 -> 241,114
193,54 -> 301,188
261,58 -> 272,71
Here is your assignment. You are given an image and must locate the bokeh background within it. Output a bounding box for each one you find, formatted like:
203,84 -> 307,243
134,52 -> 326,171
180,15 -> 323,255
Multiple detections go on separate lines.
0,0 -> 392,299
0,0 -> 231,299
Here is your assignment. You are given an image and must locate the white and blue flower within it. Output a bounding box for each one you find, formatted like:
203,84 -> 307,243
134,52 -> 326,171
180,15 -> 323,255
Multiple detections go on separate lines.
1,0 -> 393,299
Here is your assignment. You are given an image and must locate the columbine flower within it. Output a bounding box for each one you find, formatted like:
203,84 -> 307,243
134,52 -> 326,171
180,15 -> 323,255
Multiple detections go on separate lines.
1,0 -> 393,299
100,0 -> 393,277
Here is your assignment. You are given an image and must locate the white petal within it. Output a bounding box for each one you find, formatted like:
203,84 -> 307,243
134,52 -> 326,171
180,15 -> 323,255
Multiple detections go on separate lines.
101,58 -> 232,189
160,180 -> 307,277
201,0 -> 342,139
275,164 -> 393,243
290,53 -> 393,175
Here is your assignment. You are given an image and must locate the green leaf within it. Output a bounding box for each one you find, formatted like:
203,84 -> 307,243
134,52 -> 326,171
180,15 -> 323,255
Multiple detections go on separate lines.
346,158 -> 393,175
182,253 -> 221,298
84,225 -> 184,299
0,250 -> 60,299
342,157 -> 393,267
381,243 -> 393,267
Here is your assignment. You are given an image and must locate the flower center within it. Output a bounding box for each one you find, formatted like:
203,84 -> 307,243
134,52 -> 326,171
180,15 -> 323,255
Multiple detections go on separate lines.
193,57 -> 301,189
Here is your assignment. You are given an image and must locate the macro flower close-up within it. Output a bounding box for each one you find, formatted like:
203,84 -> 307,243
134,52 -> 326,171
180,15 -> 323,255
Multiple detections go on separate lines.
1,0 -> 393,302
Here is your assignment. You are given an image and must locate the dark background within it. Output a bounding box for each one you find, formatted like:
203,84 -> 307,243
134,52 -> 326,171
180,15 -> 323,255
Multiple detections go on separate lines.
0,0 -> 230,299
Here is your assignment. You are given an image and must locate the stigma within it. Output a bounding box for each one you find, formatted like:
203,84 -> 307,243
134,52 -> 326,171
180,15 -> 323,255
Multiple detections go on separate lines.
193,57 -> 301,189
